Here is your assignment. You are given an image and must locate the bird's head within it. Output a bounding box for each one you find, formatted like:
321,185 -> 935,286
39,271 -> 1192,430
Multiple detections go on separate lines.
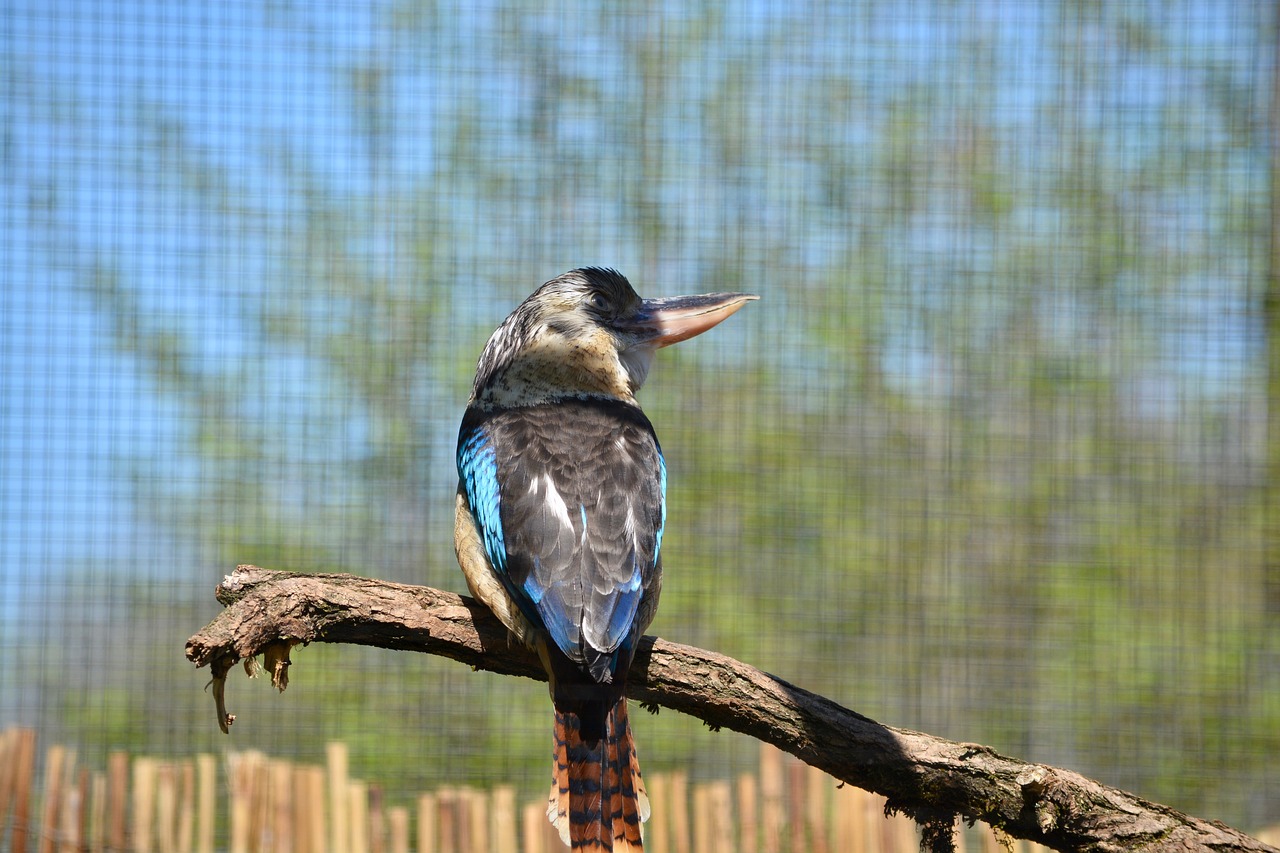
470,267 -> 757,408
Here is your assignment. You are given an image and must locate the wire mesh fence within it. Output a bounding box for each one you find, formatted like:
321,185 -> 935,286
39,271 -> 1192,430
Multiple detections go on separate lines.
1,0 -> 1277,842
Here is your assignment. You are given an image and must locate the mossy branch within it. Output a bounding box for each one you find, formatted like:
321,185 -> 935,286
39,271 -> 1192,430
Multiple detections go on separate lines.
186,565 -> 1275,853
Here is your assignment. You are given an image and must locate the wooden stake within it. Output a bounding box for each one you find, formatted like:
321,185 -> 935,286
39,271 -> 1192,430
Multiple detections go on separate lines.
466,788 -> 488,853
691,784 -> 711,853
9,730 -> 36,853
706,781 -> 734,853
59,764 -> 87,853
387,806 -> 409,853
327,743 -> 349,853
39,744 -> 66,853
306,765 -> 328,853
435,788 -> 457,853
758,744 -> 783,853
736,773 -> 758,853
226,752 -> 256,853
132,757 -> 156,853
155,763 -> 176,853
252,754 -> 272,853
271,760 -> 294,853
644,772 -> 669,853
519,801 -> 543,853
195,756 -> 215,853
89,772 -> 106,853
867,791 -> 890,853
805,763 -> 830,853
106,752 -> 128,853
668,772 -> 690,853
417,793 -> 437,853
348,779 -> 369,853
831,782 -> 865,852
291,765 -> 314,853
367,784 -> 384,853
0,730 -> 17,845
786,760 -> 807,853
490,785 -> 517,853
176,762 -> 194,853
890,806 -> 919,853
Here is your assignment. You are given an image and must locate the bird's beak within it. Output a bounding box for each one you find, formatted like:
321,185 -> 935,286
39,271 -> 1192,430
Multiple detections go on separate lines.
631,293 -> 758,348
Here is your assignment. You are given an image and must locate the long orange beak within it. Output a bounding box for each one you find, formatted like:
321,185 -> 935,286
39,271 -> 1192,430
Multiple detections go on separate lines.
632,293 -> 758,347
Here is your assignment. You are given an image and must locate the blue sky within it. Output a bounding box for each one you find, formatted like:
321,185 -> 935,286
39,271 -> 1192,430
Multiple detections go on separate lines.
0,0 -> 1271,603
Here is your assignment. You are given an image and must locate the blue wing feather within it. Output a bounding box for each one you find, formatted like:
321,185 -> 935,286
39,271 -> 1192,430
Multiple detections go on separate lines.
458,423 -> 556,637
457,428 -> 507,572
655,451 -> 667,562
457,400 -> 664,682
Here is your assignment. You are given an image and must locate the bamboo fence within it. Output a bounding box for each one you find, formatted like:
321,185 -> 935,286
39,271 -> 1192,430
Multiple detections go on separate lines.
2,727 -> 1275,853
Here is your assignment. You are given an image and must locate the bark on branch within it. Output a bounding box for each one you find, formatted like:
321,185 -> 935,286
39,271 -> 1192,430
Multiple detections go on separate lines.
185,566 -> 1273,853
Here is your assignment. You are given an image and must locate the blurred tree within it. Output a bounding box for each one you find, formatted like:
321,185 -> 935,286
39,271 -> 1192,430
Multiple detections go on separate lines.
1266,18 -> 1280,617
11,0 -> 1277,828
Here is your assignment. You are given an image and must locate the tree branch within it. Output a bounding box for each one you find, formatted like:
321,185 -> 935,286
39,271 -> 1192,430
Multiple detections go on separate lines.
186,566 -> 1274,853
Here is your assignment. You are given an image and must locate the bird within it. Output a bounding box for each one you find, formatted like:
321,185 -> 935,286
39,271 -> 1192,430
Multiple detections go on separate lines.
454,268 -> 756,850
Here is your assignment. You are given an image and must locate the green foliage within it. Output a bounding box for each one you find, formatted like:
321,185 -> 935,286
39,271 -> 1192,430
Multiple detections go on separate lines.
10,0 -> 1277,830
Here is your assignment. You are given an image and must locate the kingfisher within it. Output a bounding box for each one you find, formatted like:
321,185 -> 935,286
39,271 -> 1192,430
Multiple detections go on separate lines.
454,268 -> 755,850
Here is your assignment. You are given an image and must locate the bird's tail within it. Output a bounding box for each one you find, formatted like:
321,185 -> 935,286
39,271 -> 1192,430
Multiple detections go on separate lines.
547,691 -> 650,851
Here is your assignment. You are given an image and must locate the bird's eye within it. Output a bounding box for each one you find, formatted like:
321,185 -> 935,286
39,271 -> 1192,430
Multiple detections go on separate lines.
587,292 -> 610,313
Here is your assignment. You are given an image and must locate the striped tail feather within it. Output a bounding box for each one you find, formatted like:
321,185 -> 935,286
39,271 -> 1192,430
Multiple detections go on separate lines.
548,693 -> 650,850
